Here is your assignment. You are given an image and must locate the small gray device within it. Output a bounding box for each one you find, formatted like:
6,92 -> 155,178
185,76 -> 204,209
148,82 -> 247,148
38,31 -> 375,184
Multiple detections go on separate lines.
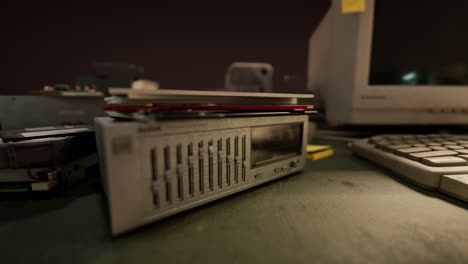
95,114 -> 308,235
225,62 -> 274,93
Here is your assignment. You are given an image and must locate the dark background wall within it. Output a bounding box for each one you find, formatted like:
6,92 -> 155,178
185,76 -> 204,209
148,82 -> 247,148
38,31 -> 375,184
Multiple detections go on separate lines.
0,1 -> 329,95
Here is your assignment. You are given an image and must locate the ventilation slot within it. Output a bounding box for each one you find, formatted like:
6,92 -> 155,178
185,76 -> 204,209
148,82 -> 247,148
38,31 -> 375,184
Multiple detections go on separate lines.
208,140 -> 214,191
217,139 -> 223,189
198,141 -> 204,194
150,148 -> 159,208
188,143 -> 194,197
234,136 -> 239,184
176,144 -> 183,200
226,138 -> 231,186
164,146 -> 172,204
242,135 -> 246,181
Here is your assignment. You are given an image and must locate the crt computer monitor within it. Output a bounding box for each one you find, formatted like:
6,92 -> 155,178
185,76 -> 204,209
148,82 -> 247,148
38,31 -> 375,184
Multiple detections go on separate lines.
307,0 -> 468,125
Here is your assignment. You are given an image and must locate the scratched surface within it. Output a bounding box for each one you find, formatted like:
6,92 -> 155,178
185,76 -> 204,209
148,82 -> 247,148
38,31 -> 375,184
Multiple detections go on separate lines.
1,140 -> 468,264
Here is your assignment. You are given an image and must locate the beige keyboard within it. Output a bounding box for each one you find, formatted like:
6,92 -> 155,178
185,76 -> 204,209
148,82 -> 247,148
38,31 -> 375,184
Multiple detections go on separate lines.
350,134 -> 468,202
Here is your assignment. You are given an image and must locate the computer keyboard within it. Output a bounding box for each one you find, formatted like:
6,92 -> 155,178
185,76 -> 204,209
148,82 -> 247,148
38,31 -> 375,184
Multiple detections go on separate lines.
350,134 -> 468,202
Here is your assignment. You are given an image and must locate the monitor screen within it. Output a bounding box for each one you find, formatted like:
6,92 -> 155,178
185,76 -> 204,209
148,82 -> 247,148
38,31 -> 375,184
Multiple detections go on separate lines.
369,0 -> 468,86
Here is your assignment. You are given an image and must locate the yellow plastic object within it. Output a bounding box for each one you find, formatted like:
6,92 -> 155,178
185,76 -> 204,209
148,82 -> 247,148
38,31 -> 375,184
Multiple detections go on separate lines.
307,145 -> 331,153
341,0 -> 366,13
307,149 -> 334,160
306,145 -> 334,160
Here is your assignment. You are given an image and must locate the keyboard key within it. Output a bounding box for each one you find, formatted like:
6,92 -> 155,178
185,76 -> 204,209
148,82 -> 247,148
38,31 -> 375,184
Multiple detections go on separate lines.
430,146 -> 447,151
384,144 -> 412,152
402,135 -> 415,140
456,150 -> 468,155
427,142 -> 442,146
456,140 -> 468,144
412,143 -> 427,147
369,137 -> 386,144
421,156 -> 467,167
440,141 -> 456,145
375,141 -> 391,149
458,155 -> 468,160
404,140 -> 419,145
394,147 -> 431,156
407,150 -> 458,161
440,174 -> 468,202
446,145 -> 464,150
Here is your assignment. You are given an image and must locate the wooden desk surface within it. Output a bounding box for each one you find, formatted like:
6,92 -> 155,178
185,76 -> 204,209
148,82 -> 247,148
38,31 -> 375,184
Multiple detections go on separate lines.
1,140 -> 468,264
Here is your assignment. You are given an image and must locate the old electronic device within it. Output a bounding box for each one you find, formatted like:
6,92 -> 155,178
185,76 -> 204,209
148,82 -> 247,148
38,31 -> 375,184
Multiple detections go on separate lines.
95,114 -> 308,235
308,0 -> 468,124
107,88 -> 310,105
0,96 -> 105,130
0,153 -> 97,192
0,130 -> 97,192
0,125 -> 93,141
0,135 -> 96,169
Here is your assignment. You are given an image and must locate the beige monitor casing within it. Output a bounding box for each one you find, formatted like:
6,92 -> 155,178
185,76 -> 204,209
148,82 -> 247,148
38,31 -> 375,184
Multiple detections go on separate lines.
308,0 -> 468,125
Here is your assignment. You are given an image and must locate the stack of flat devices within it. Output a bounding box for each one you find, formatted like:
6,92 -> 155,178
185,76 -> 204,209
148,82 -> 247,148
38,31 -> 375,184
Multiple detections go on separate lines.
95,88 -> 315,235
104,88 -> 315,120
0,126 -> 97,192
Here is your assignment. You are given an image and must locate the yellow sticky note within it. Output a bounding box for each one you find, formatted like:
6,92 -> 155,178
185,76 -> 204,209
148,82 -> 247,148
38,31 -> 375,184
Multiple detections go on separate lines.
341,0 -> 366,13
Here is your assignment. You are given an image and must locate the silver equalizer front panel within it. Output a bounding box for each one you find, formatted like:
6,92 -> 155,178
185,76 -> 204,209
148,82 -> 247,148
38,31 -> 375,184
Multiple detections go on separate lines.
95,115 -> 308,235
